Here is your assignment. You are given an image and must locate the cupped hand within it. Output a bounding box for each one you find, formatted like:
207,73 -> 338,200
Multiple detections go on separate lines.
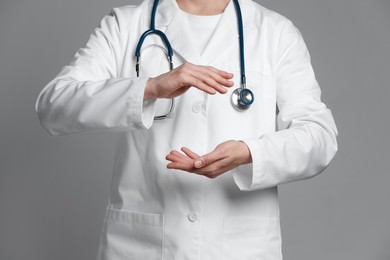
166,140 -> 252,179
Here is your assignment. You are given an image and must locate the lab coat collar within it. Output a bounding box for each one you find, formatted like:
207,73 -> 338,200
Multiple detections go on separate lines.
153,0 -> 255,65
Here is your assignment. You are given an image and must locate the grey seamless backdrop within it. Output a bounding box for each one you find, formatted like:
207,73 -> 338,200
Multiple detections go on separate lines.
0,0 -> 389,259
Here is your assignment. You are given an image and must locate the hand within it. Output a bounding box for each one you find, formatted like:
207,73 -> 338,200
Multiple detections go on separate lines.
144,62 -> 234,100
166,140 -> 252,179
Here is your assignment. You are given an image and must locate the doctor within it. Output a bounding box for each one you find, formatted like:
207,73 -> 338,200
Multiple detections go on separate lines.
36,0 -> 338,259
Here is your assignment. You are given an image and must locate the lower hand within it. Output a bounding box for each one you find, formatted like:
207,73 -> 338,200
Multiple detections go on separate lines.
166,140 -> 252,179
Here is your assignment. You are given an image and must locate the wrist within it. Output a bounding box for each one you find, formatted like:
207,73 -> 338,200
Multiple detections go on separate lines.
144,78 -> 158,100
238,140 -> 252,165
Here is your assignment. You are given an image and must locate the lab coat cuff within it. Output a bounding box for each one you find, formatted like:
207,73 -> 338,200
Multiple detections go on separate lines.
127,77 -> 156,129
232,138 -> 264,191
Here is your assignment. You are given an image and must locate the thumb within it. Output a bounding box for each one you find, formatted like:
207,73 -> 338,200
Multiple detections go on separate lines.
194,159 -> 205,168
194,149 -> 222,169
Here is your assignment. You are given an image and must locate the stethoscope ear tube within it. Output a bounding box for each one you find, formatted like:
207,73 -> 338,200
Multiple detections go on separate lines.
135,29 -> 174,76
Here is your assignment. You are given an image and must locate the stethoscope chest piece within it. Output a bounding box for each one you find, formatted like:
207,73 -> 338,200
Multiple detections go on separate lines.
231,87 -> 254,111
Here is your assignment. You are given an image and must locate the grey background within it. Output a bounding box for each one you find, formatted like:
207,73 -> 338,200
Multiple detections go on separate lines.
0,0 -> 389,259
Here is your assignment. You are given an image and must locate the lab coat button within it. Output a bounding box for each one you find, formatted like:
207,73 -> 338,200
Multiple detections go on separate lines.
188,212 -> 198,222
192,103 -> 202,113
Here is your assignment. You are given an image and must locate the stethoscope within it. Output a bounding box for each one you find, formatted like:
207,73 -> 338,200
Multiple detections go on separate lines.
135,0 -> 254,120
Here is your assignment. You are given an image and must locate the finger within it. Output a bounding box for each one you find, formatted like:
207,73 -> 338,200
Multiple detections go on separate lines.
203,73 -> 234,92
213,74 -> 234,88
174,66 -> 217,95
181,62 -> 233,82
190,71 -> 226,94
170,150 -> 189,160
198,155 -> 237,177
194,149 -> 225,169
199,67 -> 234,87
192,160 -> 228,178
192,68 -> 234,89
201,66 -> 234,79
179,64 -> 233,95
185,77 -> 217,95
167,161 -> 194,171
181,147 -> 200,160
166,151 -> 193,164
190,71 -> 229,94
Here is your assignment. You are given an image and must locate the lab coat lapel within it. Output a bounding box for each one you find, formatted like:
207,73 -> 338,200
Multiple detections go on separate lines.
200,0 -> 238,65
202,0 -> 255,66
154,0 -> 202,64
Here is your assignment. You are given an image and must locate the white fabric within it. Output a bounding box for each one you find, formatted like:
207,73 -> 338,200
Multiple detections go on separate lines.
35,0 -> 338,259
180,11 -> 222,56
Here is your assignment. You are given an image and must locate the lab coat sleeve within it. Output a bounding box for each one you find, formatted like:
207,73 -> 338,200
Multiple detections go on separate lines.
232,20 -> 338,191
35,8 -> 156,136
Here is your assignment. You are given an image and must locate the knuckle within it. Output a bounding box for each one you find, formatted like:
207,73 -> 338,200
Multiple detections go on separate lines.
183,62 -> 192,69
193,79 -> 202,88
216,147 -> 225,156
177,71 -> 187,81
204,78 -> 215,87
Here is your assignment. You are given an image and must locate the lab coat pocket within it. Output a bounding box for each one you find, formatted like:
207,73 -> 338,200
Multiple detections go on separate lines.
221,217 -> 282,260
98,208 -> 163,260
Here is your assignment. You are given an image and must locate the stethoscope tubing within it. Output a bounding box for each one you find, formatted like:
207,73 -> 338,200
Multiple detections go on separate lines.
232,0 -> 246,88
135,0 -> 254,118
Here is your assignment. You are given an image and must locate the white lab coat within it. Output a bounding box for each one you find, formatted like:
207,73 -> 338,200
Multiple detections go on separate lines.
36,0 -> 338,259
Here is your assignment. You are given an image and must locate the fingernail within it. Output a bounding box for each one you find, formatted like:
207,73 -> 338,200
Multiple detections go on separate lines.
194,160 -> 203,168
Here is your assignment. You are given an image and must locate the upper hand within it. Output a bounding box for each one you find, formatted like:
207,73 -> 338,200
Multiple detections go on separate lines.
166,140 -> 252,179
144,62 -> 234,100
